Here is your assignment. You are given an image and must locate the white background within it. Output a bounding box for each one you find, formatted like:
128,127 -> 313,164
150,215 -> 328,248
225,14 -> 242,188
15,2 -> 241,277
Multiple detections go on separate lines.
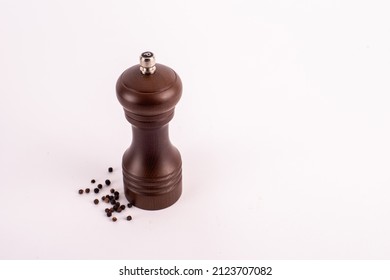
1,0 -> 389,259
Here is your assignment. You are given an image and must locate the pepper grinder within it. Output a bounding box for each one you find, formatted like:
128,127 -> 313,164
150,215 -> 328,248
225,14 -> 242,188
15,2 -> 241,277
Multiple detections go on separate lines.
116,52 -> 182,210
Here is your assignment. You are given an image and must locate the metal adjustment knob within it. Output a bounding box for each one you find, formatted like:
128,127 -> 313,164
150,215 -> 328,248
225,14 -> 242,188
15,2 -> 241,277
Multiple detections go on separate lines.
140,51 -> 156,75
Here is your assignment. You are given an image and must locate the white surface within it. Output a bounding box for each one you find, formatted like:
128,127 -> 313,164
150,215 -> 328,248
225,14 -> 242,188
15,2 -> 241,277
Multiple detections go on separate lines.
1,0 -> 390,259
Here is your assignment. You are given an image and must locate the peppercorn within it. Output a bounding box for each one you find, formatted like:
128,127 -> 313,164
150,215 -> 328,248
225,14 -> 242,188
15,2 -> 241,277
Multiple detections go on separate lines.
91,179 -> 96,184
104,197 -> 110,203
78,189 -> 84,194
105,179 -> 111,186
126,215 -> 132,221
94,199 -> 99,205
108,167 -> 113,173
112,217 -> 117,222
94,188 -> 99,194
85,188 -> 90,193
114,191 -> 119,196
105,208 -> 109,213
120,205 -> 126,210
116,208 -> 122,213
107,212 -> 112,217
127,203 -> 133,208
110,199 -> 116,205
110,189 -> 115,194
97,184 -> 103,189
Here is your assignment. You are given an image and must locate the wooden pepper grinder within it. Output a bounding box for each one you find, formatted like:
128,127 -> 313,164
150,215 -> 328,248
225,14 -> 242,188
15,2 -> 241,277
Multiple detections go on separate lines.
116,52 -> 182,210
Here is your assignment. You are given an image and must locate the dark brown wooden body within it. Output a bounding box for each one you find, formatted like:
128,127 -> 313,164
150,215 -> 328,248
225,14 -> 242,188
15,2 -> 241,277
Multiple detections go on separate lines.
116,63 -> 182,210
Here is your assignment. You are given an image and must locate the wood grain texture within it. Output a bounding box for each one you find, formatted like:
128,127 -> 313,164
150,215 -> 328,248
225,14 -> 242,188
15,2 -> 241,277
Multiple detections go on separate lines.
116,63 -> 182,210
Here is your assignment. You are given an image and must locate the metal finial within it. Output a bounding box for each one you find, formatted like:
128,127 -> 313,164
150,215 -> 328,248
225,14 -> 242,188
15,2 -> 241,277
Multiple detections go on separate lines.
140,51 -> 156,75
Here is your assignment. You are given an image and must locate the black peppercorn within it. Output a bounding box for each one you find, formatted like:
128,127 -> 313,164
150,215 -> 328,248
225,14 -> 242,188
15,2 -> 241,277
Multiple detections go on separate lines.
97,184 -> 103,189
110,189 -> 115,194
104,197 -> 110,203
116,208 -> 122,213
85,188 -> 90,193
120,205 -> 126,210
112,217 -> 117,222
105,179 -> 111,186
105,208 -> 109,213
127,203 -> 133,208
114,191 -> 119,196
108,167 -> 113,173
91,179 -> 96,184
126,215 -> 132,221
94,199 -> 99,205
78,189 -> 84,194
94,188 -> 99,194
107,212 -> 112,217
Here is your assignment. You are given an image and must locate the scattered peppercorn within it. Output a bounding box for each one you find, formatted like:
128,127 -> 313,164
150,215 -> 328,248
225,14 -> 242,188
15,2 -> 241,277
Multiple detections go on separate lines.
78,169 -> 137,223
